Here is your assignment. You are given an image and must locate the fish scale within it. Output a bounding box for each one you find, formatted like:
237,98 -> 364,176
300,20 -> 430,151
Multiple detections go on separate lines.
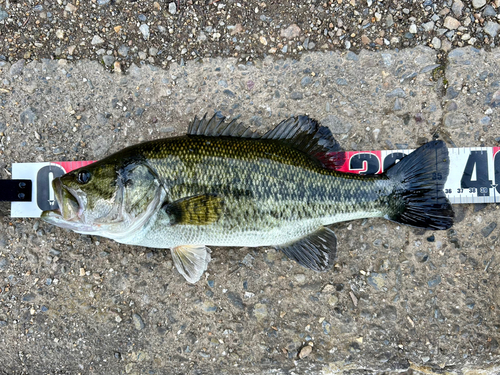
130,135 -> 393,248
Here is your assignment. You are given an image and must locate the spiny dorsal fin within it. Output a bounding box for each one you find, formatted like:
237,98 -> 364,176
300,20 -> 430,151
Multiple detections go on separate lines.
163,194 -> 224,226
188,113 -> 260,139
188,114 -> 345,169
275,227 -> 337,272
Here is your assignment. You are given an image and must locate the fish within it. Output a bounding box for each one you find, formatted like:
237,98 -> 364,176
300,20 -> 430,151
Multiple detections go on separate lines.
41,114 -> 454,283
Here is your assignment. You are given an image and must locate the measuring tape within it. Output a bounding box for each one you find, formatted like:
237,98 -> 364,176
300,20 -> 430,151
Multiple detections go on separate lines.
333,147 -> 500,205
6,147 -> 500,218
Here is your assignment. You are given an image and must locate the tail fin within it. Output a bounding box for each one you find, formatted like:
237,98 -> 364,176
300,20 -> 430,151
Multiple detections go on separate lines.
385,140 -> 454,230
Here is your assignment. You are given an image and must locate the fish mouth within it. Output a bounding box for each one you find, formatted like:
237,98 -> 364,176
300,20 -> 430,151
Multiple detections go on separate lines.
41,178 -> 84,222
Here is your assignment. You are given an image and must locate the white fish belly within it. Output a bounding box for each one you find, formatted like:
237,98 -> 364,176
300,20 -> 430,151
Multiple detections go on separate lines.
112,210 -> 384,249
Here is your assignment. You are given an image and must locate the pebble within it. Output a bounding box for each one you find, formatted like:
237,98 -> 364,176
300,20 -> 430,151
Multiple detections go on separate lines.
132,313 -> 145,330
202,301 -> 217,313
483,5 -> 496,16
328,295 -> 339,306
91,35 -> 104,45
472,0 -> 486,9
0,8 -> 8,22
446,86 -> 460,99
422,21 -> 435,32
65,3 -> 77,13
227,292 -> 244,310
484,22 -> 500,38
452,0 -> 464,16
409,24 -> 417,34
444,112 -> 467,128
294,274 -> 306,283
20,107 -> 37,125
415,252 -> 429,263
299,345 -> 312,359
386,88 -> 406,98
56,30 -> 64,39
139,24 -> 150,40
9,59 -> 25,76
321,114 -> 353,134
444,16 -> 461,30
241,253 -> 254,268
97,0 -> 110,5
0,257 -> 8,271
301,76 -> 312,86
431,37 -> 442,49
481,222 -> 497,238
367,273 -> 386,290
253,303 -> 268,321
169,2 -> 177,15
394,98 -> 403,111
385,14 -> 394,27
103,55 -> 114,66
336,78 -> 348,86
322,321 -> 331,335
480,116 -> 491,125
427,275 -> 442,288
118,45 -> 129,57
280,24 -> 301,39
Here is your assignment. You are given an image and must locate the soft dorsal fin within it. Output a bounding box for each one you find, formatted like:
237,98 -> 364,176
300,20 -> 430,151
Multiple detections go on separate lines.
188,114 -> 346,170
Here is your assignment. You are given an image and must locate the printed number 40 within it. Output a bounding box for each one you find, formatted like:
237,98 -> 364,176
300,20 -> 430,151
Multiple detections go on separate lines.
460,151 -> 492,197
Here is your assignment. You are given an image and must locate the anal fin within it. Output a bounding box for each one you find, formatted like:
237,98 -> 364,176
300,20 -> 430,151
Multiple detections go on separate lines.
275,227 -> 337,272
171,245 -> 211,283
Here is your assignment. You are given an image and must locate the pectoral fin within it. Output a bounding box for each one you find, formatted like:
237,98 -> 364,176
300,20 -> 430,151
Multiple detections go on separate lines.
171,245 -> 211,283
163,194 -> 223,226
275,227 -> 337,272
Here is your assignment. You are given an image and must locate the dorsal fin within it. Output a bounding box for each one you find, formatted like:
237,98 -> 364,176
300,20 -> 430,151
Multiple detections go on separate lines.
188,113 -> 260,139
187,114 -> 346,170
261,115 -> 345,169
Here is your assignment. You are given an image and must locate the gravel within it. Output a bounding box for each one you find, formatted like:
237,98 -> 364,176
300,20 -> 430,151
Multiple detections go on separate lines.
0,1 -> 499,69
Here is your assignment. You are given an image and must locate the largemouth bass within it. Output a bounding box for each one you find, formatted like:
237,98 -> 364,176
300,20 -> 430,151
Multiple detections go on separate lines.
41,115 -> 454,283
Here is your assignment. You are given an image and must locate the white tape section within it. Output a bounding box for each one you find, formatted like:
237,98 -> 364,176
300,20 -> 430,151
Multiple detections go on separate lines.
10,147 -> 500,218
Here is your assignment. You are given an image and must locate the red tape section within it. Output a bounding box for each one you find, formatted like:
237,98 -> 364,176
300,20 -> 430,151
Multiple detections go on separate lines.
52,160 -> 97,173
328,151 -> 383,174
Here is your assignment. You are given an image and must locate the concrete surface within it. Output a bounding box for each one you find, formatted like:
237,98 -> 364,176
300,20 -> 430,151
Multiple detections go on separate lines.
0,47 -> 499,374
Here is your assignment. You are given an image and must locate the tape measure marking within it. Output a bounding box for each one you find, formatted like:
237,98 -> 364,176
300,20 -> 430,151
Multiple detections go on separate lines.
10,148 -> 500,218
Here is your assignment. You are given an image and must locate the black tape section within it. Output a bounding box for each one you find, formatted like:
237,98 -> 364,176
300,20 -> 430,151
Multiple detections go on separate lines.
0,180 -> 32,202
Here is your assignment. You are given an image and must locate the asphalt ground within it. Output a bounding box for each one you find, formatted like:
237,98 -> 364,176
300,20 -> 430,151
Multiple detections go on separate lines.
1,1 -> 500,374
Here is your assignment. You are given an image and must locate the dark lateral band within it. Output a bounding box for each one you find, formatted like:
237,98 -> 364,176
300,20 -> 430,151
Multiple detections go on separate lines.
0,180 -> 32,202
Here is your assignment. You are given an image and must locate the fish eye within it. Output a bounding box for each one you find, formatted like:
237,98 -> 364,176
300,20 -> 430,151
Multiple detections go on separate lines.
76,170 -> 91,184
